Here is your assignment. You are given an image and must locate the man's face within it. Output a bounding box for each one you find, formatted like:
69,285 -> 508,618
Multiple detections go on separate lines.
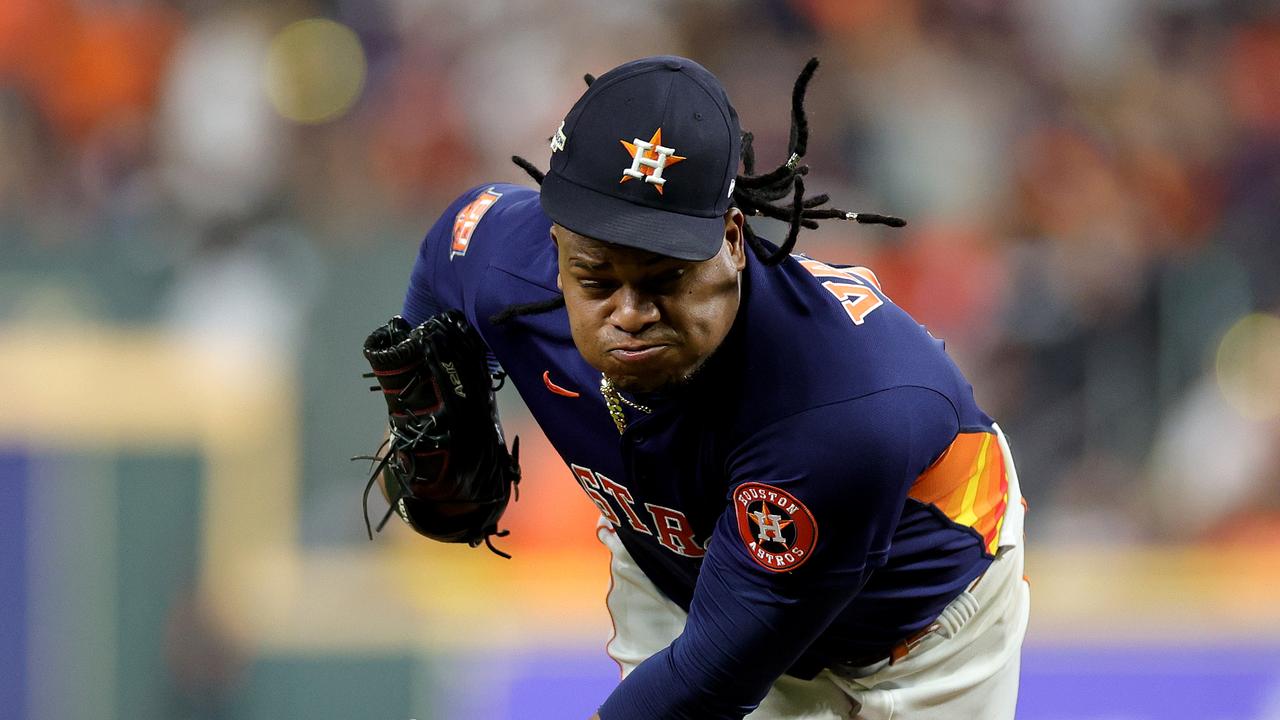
554,211 -> 746,393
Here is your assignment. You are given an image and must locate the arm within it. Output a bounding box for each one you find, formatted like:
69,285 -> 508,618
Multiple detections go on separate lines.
595,386 -> 959,720
402,184 -> 511,326
359,187 -> 528,542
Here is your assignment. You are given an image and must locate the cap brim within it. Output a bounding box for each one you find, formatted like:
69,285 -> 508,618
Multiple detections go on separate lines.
540,172 -> 726,262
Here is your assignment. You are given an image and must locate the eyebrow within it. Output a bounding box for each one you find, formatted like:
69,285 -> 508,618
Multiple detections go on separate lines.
568,255 -> 674,271
568,258 -> 609,271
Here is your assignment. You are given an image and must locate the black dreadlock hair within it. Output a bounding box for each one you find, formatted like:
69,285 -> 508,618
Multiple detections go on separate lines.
493,58 -> 903,325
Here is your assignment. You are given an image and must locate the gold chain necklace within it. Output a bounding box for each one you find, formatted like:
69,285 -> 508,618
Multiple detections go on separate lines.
600,374 -> 651,434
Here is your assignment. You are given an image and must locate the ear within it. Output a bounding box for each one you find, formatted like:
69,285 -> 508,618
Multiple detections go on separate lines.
550,225 -> 563,290
724,208 -> 747,271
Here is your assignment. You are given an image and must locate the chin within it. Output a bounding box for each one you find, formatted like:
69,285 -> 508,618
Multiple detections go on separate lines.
595,360 -> 665,392
610,374 -> 669,393
607,360 -> 704,394
599,366 -> 655,391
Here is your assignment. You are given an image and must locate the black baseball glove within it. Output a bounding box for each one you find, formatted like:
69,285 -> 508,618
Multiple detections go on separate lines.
356,311 -> 520,557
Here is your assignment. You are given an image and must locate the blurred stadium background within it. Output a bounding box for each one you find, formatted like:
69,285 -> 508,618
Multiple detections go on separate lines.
2,0 -> 1280,718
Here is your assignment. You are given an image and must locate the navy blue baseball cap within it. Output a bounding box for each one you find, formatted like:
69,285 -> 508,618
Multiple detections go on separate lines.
540,56 -> 741,262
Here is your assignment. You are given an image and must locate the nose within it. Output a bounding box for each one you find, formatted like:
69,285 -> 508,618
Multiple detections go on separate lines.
610,286 -> 660,334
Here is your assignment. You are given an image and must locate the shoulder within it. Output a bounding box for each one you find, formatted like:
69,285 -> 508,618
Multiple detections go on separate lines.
430,182 -> 556,292
439,183 -> 545,255
403,182 -> 555,326
727,252 -> 972,427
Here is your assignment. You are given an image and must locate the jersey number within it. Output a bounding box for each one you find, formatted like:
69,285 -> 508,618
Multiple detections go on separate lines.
797,258 -> 884,325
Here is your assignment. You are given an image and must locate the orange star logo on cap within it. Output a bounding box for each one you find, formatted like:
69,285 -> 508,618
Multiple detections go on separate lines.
619,128 -> 686,195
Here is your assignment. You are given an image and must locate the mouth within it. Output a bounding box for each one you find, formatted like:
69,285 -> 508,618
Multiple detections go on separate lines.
607,344 -> 672,364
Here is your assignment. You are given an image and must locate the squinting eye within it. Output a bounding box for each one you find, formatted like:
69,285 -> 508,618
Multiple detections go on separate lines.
650,271 -> 685,290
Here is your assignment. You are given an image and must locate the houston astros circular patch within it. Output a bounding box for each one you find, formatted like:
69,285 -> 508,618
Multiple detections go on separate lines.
733,482 -> 818,572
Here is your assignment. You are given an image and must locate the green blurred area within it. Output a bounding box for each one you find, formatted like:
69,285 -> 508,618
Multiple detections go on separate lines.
21,449 -> 429,720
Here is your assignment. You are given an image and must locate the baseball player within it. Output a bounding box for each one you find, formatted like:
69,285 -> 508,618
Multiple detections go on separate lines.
367,56 -> 1029,719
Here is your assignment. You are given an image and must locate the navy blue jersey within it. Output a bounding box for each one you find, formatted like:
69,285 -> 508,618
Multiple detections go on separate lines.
403,184 -> 1017,718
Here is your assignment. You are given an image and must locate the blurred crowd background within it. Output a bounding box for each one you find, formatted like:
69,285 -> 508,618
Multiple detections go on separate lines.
3,0 -> 1280,718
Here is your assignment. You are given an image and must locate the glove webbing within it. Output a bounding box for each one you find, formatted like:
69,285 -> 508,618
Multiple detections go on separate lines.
353,371 -> 518,558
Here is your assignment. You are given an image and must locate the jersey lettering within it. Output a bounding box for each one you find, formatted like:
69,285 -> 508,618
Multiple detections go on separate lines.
645,503 -> 706,558
451,187 -> 503,259
598,472 -> 651,534
570,464 -> 705,557
571,463 -> 620,526
798,258 -> 884,325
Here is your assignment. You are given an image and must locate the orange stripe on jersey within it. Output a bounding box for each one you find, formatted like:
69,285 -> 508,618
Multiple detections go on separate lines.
909,430 -> 1008,555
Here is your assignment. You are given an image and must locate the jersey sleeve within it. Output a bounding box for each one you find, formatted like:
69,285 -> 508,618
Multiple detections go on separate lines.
596,386 -> 960,720
402,184 -> 519,327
